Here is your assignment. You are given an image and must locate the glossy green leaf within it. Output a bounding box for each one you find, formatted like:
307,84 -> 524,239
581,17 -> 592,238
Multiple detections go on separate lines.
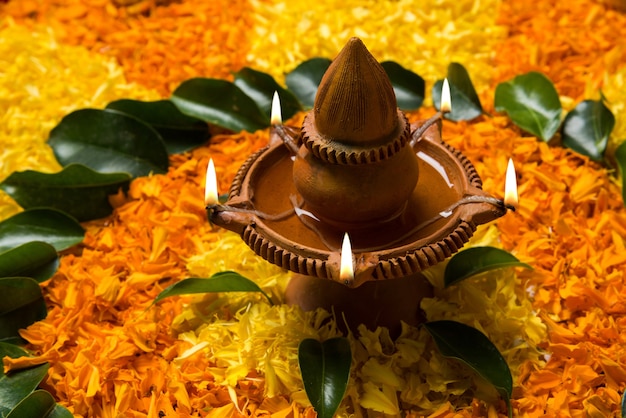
380,61 -> 425,110
48,109 -> 169,177
0,337 -> 25,345
47,403 -> 74,418
6,390 -> 72,418
0,343 -> 33,376
494,72 -> 562,141
105,99 -> 210,154
6,390 -> 55,418
0,164 -> 131,222
171,78 -> 269,133
0,242 -> 58,282
445,247 -> 532,287
234,67 -> 302,121
298,338 -> 352,418
5,390 -> 73,418
433,63 -> 483,121
424,320 -> 512,417
154,271 -> 273,305
0,343 -> 49,416
0,208 -> 84,253
562,99 -> 615,162
0,277 -> 47,340
285,58 -> 332,109
615,141 -> 626,206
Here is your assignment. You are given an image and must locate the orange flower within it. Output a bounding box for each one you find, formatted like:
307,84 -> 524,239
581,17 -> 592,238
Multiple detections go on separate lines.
1,0 -> 256,96
3,0 -> 626,416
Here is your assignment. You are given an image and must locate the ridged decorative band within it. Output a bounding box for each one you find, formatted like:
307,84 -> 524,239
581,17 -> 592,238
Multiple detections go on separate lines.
301,110 -> 411,165
242,225 -> 330,279
238,219 -> 477,283
371,220 -> 477,280
228,146 -> 268,198
441,141 -> 482,189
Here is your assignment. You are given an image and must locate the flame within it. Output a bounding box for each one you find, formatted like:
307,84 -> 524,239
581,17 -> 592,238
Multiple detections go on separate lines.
270,91 -> 282,125
339,233 -> 354,281
441,78 -> 452,113
204,158 -> 218,206
504,158 -> 519,209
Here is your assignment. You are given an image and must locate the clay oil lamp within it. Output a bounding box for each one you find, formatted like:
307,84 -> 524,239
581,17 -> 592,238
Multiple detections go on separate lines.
207,38 -> 513,332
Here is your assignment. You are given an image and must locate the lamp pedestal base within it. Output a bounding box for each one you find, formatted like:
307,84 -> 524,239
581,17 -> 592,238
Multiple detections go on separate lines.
285,273 -> 433,336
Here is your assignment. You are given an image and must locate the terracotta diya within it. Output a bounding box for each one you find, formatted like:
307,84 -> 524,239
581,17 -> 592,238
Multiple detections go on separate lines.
208,38 -> 511,331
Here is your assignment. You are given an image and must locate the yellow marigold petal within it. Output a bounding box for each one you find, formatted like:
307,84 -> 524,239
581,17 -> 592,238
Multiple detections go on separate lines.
359,382 -> 400,415
425,403 -> 456,418
598,354 -> 626,387
248,0 -> 506,97
207,403 -> 236,418
3,354 -> 50,373
86,365 -> 100,397
525,369 -> 562,392
257,396 -> 290,414
149,226 -> 169,262
361,358 -> 404,387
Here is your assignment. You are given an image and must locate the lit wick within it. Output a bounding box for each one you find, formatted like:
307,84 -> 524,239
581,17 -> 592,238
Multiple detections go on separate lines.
270,91 -> 282,126
339,233 -> 355,282
205,158 -> 218,206
410,78 -> 452,147
269,91 -> 283,148
269,90 -> 299,154
440,78 -> 452,114
205,158 -> 296,223
504,158 -> 519,210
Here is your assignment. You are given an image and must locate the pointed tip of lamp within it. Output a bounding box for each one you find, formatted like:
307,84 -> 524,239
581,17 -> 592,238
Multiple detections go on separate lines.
313,37 -> 399,144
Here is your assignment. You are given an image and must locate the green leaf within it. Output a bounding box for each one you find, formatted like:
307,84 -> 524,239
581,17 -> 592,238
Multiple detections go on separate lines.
0,242 -> 58,282
105,99 -> 210,154
0,277 -> 47,340
0,343 -> 33,376
298,338 -> 351,418
494,72 -> 562,141
0,164 -> 131,222
616,141 -> 626,206
6,389 -> 72,418
562,99 -> 615,162
171,78 -> 269,133
433,63 -> 483,121
0,208 -> 84,253
0,337 -> 26,345
0,343 -> 50,416
6,390 -> 56,418
444,247 -> 532,287
47,403 -> 74,418
153,271 -> 273,305
380,61 -> 425,110
621,389 -> 625,418
48,109 -> 169,177
285,58 -> 332,109
234,67 -> 302,121
424,320 -> 513,418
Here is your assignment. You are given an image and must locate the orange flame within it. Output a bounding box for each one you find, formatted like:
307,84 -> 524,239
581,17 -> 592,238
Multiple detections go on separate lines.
504,158 -> 518,209
270,91 -> 282,125
204,158 -> 218,206
441,78 -> 452,113
339,233 -> 354,281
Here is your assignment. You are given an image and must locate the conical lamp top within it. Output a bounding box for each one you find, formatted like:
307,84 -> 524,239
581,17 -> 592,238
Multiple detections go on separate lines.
314,38 -> 399,145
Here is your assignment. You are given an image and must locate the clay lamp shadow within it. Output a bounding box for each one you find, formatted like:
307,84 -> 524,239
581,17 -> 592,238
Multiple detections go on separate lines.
206,37 -> 517,334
